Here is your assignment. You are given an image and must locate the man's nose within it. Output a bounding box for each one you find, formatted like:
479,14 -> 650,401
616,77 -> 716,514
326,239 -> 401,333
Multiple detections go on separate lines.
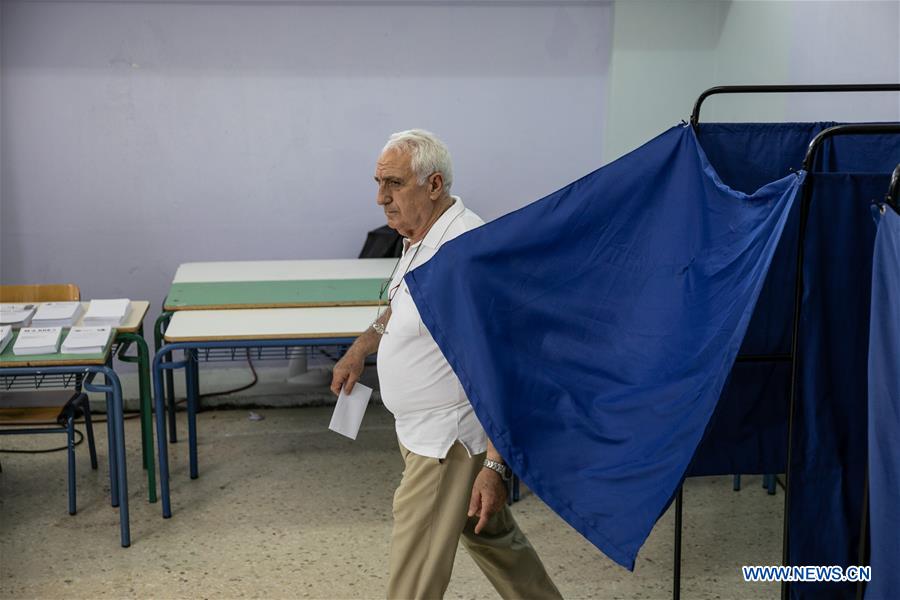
376,187 -> 390,206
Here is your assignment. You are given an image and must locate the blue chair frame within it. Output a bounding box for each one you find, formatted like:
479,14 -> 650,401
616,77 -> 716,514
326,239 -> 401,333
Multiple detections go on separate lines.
0,365 -> 131,547
0,390 -> 99,515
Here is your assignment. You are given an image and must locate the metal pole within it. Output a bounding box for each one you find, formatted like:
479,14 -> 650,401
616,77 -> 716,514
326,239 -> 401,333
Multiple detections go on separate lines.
780,176 -> 812,600
673,486 -> 683,600
691,84 -> 900,127
855,464 -> 869,600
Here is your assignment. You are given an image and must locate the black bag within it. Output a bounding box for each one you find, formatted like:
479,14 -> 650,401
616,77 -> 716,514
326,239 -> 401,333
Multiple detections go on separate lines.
358,225 -> 403,258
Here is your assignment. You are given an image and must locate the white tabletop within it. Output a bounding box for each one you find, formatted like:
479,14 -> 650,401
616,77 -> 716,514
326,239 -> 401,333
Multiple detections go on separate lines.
172,258 -> 398,283
163,306 -> 377,342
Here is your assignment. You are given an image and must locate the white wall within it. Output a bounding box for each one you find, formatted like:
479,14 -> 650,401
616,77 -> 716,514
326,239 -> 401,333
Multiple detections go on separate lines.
2,0 -> 898,320
604,0 -> 899,161
0,1 -> 613,313
784,1 -> 900,121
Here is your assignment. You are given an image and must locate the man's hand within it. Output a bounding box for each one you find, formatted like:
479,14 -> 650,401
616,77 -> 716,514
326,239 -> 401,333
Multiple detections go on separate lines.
467,467 -> 508,534
330,348 -> 365,396
329,312 -> 387,396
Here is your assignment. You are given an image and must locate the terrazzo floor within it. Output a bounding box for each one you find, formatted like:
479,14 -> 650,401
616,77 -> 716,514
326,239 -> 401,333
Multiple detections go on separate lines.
1,404 -> 782,599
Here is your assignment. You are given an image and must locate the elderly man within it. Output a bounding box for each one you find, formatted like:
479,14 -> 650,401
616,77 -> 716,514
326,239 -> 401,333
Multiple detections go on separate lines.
331,130 -> 561,600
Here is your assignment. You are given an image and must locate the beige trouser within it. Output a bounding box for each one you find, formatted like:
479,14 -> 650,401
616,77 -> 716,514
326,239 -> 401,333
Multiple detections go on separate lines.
387,441 -> 562,600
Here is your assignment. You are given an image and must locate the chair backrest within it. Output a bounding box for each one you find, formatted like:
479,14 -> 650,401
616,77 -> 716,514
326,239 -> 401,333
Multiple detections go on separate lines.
0,284 -> 80,303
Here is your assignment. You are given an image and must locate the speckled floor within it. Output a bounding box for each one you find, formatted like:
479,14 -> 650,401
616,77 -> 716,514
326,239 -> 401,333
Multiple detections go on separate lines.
0,404 -> 782,599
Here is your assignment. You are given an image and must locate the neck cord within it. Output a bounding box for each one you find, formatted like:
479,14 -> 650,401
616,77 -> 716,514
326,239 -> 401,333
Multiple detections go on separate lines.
372,204 -> 462,334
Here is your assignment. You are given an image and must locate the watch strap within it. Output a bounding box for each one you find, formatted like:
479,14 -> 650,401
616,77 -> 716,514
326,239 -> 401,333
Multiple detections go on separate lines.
482,458 -> 511,482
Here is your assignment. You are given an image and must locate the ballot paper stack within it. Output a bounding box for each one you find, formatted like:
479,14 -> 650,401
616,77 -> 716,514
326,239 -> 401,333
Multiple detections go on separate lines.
0,325 -> 12,354
12,327 -> 63,355
61,326 -> 113,354
31,302 -> 83,327
83,299 -> 131,327
0,304 -> 37,327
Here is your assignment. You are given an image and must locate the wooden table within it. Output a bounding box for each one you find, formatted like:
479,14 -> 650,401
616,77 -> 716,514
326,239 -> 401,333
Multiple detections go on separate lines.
155,259 -> 394,443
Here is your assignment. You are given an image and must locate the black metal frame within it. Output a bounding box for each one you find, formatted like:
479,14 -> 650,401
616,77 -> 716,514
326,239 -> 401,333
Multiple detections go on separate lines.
670,84 -> 900,600
690,84 -> 900,126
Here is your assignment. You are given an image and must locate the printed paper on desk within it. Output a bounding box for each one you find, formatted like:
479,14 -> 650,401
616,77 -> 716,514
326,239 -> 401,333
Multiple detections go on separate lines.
328,383 -> 372,440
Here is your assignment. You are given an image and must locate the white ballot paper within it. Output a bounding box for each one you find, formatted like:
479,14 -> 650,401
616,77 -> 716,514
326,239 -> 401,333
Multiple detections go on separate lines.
328,383 -> 373,440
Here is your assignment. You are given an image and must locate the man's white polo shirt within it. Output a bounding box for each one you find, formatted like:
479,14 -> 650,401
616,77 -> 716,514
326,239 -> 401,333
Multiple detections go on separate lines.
377,196 -> 487,459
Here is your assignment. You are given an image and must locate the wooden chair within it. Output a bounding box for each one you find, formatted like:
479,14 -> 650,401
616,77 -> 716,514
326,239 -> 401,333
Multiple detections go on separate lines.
0,283 -> 99,514
0,283 -> 81,303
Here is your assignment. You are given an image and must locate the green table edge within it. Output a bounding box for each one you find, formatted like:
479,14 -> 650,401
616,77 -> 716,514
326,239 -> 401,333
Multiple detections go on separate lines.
164,279 -> 386,310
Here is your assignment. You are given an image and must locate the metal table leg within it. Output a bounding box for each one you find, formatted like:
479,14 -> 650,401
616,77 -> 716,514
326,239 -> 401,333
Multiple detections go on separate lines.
116,330 -> 157,503
154,311 -> 177,443
85,366 -> 130,548
185,349 -> 200,480
103,355 -> 119,508
153,345 -> 188,518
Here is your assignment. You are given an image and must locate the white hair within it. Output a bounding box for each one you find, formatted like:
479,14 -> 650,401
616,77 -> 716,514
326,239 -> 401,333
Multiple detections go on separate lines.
382,129 -> 453,193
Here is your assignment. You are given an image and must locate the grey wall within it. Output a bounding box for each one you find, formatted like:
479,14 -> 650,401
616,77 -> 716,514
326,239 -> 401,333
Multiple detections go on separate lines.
0,0 -> 613,314
2,0 -> 899,323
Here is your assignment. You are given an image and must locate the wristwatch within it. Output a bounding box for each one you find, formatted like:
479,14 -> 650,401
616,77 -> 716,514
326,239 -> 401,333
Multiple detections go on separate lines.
482,458 -> 511,482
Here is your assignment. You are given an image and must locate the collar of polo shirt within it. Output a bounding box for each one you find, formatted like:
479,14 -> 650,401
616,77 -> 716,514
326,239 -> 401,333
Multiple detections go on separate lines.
407,195 -> 466,251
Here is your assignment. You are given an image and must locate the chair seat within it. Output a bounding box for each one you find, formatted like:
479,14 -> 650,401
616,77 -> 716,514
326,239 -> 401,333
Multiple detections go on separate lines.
0,406 -> 66,425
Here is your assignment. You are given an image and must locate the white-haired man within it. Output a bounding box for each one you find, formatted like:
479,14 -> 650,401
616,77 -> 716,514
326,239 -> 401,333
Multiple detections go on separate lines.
331,130 -> 561,599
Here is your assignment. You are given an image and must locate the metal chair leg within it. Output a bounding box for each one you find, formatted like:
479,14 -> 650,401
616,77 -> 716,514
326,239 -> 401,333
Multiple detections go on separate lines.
80,395 -> 99,470
154,311 -> 178,444
104,361 -> 119,508
153,353 -> 173,519
185,350 -> 199,479
66,414 -> 77,515
733,474 -> 741,491
165,350 -> 177,443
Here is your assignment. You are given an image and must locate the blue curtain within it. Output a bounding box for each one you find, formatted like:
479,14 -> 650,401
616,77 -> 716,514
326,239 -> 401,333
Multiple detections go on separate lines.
405,125 -> 801,569
865,207 -> 900,600
688,123 -> 835,476
791,174 -> 884,600
788,130 -> 900,599
689,125 -> 900,600
689,124 -> 900,479
690,123 -> 841,477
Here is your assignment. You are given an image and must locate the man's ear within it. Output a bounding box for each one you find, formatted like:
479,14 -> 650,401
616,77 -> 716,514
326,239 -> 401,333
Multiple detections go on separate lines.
429,172 -> 445,199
